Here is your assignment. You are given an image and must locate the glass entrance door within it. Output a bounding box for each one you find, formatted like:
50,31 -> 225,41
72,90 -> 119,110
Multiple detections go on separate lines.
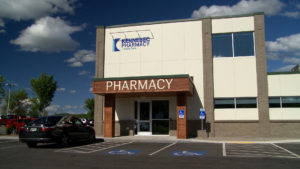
138,102 -> 151,135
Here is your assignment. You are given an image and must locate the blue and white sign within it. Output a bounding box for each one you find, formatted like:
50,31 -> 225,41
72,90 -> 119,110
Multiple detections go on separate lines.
171,151 -> 206,156
179,110 -> 184,119
200,109 -> 206,120
106,150 -> 140,155
111,30 -> 154,52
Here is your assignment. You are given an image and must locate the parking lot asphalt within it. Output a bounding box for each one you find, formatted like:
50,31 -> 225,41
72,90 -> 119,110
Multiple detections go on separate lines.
0,138 -> 299,169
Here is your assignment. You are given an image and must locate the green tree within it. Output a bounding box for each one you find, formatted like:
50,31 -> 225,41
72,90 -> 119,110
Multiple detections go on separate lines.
0,74 -> 5,102
84,98 -> 94,119
28,98 -> 40,118
30,73 -> 57,117
2,90 -> 28,116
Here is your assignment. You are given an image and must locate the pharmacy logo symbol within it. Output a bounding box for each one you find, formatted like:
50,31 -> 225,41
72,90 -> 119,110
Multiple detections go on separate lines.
110,30 -> 154,52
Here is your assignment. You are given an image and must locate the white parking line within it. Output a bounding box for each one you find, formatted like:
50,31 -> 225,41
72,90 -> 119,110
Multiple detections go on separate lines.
0,145 -> 24,149
222,143 -> 226,157
149,142 -> 176,156
0,140 -> 18,144
271,143 -> 300,159
55,141 -> 133,154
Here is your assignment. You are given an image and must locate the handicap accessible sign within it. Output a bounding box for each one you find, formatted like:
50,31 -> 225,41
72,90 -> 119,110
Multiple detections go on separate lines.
199,109 -> 206,120
179,110 -> 184,119
106,150 -> 140,155
172,151 -> 206,156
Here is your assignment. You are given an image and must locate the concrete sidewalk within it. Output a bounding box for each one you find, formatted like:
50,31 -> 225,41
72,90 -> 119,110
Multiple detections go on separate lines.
101,136 -> 300,144
2,135 -> 300,144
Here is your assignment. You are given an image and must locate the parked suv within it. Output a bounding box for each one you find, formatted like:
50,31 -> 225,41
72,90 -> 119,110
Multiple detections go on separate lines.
19,115 -> 95,148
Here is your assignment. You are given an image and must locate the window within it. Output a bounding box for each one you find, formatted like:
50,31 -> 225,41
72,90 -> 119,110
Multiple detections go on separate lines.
213,32 -> 254,57
212,34 -> 233,57
282,97 -> 300,108
269,97 -> 281,108
214,98 -> 257,109
236,98 -> 257,108
214,98 -> 235,108
269,96 -> 300,108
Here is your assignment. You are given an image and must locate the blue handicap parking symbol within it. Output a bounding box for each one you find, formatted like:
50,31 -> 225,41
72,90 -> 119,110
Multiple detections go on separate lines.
171,151 -> 206,156
106,150 -> 140,155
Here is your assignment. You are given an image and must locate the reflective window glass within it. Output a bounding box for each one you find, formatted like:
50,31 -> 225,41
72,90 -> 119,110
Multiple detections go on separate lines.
214,98 -> 235,108
234,32 -> 254,57
282,96 -> 300,107
236,98 -> 257,108
269,97 -> 281,108
152,101 -> 169,119
212,34 -> 233,57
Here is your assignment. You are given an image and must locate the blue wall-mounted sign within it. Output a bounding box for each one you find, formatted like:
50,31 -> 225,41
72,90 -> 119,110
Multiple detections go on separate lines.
179,110 -> 184,119
199,109 -> 206,120
171,151 -> 206,156
106,150 -> 140,155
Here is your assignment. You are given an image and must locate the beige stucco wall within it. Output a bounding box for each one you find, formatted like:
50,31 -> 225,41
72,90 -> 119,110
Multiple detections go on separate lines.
268,74 -> 300,120
212,16 -> 254,34
105,21 -> 204,121
268,74 -> 300,96
213,57 -> 258,97
215,109 -> 259,120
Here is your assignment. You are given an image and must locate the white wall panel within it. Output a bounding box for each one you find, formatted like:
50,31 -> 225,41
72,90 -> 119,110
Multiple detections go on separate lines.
215,109 -> 258,120
212,16 -> 254,34
270,108 -> 300,120
213,56 -> 257,97
268,74 -> 300,96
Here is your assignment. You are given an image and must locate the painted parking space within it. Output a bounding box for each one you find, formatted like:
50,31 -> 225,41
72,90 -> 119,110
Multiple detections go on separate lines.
106,150 -> 141,155
225,143 -> 300,159
0,139 -> 24,150
171,150 -> 206,156
55,141 -> 133,153
153,143 -> 223,157
275,143 -> 300,158
102,142 -> 172,156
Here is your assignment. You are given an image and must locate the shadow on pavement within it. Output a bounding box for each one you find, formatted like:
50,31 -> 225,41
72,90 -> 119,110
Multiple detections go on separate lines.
30,138 -> 105,149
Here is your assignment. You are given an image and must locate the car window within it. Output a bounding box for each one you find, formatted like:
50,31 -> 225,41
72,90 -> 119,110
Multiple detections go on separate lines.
32,116 -> 63,126
74,118 -> 82,126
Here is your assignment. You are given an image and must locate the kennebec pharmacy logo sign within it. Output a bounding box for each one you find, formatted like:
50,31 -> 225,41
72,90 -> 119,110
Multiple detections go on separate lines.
110,30 -> 154,52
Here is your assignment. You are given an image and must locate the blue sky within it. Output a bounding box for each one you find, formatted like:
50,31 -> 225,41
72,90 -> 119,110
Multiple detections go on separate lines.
0,0 -> 300,115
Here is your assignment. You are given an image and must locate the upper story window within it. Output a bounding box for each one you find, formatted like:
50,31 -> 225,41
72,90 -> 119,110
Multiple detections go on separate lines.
270,96 -> 300,108
212,32 -> 255,57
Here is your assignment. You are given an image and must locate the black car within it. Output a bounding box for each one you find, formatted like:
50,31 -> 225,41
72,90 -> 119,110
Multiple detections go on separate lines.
19,115 -> 95,148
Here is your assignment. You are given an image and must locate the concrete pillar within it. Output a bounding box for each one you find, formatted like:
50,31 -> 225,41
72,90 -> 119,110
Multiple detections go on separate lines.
202,18 -> 215,137
104,95 -> 115,138
177,93 -> 187,139
94,26 -> 105,137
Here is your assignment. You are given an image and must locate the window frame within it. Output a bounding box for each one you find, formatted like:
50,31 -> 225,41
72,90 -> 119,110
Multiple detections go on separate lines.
214,97 -> 257,109
212,32 -> 255,58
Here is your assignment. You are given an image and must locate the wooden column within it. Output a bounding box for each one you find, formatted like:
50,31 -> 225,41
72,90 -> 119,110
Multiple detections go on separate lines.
104,95 -> 115,138
177,93 -> 187,139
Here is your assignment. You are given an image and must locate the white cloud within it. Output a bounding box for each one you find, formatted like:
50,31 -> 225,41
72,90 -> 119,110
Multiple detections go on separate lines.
282,11 -> 300,18
69,90 -> 76,94
273,65 -> 295,72
0,0 -> 76,22
0,29 -> 5,33
45,104 -> 61,112
57,88 -> 66,92
266,33 -> 300,55
66,50 -> 96,67
89,87 -> 93,92
10,16 -> 83,52
191,0 -> 284,18
283,57 -> 300,64
45,104 -> 79,114
78,70 -> 90,76
267,52 -> 280,60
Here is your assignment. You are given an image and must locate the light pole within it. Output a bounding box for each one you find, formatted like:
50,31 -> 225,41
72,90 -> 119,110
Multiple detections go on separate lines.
6,82 -> 17,115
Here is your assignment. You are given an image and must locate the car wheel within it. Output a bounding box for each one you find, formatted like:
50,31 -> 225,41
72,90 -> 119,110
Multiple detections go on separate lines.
60,133 -> 69,147
26,142 -> 37,148
88,132 -> 95,143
